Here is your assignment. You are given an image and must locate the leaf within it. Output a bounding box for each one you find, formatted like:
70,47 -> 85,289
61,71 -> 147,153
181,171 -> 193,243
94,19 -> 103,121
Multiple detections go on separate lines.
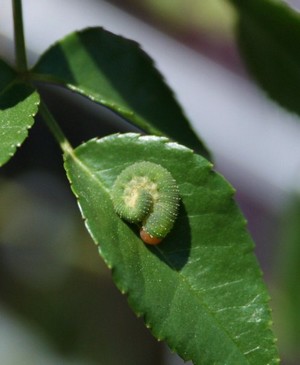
229,0 -> 300,116
272,194 -> 300,360
0,80 -> 40,167
0,59 -> 17,92
31,27 -> 209,158
64,133 -> 279,365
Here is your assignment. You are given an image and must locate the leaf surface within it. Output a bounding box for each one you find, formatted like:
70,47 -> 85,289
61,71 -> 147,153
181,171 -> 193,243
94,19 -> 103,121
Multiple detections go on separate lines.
64,133 -> 278,365
0,60 -> 40,166
273,194 -> 300,360
32,27 -> 209,158
0,59 -> 17,92
230,0 -> 300,116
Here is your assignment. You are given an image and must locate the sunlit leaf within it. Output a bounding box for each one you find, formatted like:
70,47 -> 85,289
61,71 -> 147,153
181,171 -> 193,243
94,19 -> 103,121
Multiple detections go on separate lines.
64,133 -> 278,365
0,59 -> 40,166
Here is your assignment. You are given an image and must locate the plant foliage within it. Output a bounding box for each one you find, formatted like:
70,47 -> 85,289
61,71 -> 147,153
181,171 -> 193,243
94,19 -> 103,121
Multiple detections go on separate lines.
229,0 -> 300,117
32,27 -> 209,157
64,133 -> 279,365
0,60 -> 39,166
0,14 -> 279,364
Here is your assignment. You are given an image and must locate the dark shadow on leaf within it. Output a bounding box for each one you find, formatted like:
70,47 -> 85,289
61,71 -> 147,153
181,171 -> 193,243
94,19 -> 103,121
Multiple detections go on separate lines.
33,27 -> 209,157
0,83 -> 34,110
77,29 -> 180,125
149,203 -> 191,271
34,43 -> 77,85
0,58 -> 16,92
76,28 -> 208,156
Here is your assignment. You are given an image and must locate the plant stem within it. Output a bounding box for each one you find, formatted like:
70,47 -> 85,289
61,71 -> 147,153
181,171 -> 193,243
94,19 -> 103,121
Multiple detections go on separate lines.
12,0 -> 28,72
39,101 -> 73,155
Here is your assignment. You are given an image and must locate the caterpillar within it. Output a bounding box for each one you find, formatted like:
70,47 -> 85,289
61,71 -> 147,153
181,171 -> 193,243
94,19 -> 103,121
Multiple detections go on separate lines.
111,161 -> 180,245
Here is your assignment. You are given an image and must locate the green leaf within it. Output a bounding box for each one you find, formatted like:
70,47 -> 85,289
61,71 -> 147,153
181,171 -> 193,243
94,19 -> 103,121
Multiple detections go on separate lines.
32,27 -> 209,158
64,133 -> 279,365
0,81 -> 40,167
273,194 -> 300,360
229,0 -> 300,116
0,59 -> 17,92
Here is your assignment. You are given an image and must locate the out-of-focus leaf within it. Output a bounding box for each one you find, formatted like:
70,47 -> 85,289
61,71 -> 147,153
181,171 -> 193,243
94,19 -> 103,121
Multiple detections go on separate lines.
273,193 -> 300,362
229,0 -> 300,117
32,27 -> 209,158
64,133 -> 279,365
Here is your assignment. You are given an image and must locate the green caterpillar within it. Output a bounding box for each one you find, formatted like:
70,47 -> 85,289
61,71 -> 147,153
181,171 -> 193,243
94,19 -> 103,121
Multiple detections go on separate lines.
111,161 -> 180,244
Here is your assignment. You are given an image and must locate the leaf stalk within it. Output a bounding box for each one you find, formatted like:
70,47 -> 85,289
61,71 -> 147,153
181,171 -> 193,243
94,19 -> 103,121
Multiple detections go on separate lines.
39,101 -> 73,154
12,0 -> 28,72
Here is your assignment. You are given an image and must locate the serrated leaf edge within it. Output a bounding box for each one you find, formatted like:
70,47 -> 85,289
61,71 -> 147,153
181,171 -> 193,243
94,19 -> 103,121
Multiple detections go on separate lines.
64,133 -> 278,364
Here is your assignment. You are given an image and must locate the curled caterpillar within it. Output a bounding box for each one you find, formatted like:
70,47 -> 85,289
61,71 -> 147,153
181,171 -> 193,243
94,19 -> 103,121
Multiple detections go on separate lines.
111,161 -> 180,245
